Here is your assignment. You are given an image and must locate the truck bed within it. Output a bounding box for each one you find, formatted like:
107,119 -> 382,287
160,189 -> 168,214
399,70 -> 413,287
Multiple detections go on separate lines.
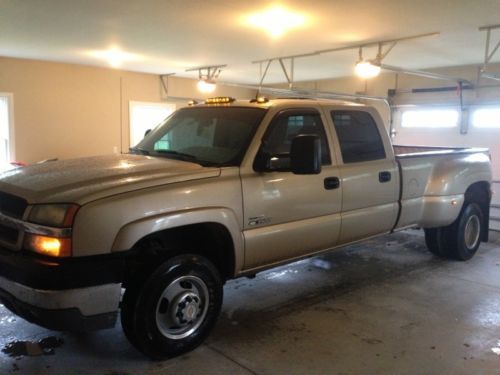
393,145 -> 491,230
393,145 -> 489,158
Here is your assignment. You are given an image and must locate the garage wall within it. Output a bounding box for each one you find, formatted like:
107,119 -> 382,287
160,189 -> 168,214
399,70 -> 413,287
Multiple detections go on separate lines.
293,63 -> 500,179
0,57 -> 256,163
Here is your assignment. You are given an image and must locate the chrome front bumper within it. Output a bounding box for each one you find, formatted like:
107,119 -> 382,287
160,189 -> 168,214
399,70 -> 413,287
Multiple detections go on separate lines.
0,276 -> 121,331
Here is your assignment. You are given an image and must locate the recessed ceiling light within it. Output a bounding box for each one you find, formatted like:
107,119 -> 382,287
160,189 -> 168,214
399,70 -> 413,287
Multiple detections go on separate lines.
244,6 -> 307,38
86,46 -> 142,68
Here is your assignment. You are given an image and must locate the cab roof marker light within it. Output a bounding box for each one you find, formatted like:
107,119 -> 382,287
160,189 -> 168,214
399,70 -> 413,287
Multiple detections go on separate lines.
205,97 -> 236,104
250,97 -> 269,104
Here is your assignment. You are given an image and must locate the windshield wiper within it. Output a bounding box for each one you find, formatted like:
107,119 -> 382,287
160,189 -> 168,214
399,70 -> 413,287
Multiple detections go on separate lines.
129,147 -> 150,155
155,149 -> 197,159
154,150 -> 218,167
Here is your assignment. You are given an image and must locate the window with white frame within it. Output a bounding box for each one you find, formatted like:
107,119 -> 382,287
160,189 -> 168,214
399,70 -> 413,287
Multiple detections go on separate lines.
129,101 -> 176,147
471,107 -> 500,128
401,108 -> 459,128
0,94 -> 13,163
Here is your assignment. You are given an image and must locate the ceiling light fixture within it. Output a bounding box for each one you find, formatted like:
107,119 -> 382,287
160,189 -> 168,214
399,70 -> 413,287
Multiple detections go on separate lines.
186,65 -> 227,94
479,24 -> 500,82
245,6 -> 306,38
354,47 -> 382,79
354,60 -> 381,79
86,46 -> 141,68
197,79 -> 216,94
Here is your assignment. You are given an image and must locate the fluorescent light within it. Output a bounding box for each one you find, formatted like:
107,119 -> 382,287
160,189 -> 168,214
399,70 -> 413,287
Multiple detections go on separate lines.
354,60 -> 381,79
245,6 -> 306,38
86,46 -> 142,68
197,79 -> 216,93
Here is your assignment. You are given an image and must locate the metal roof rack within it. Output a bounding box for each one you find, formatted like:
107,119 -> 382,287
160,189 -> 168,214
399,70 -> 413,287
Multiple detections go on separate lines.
218,81 -> 394,134
218,82 -> 387,102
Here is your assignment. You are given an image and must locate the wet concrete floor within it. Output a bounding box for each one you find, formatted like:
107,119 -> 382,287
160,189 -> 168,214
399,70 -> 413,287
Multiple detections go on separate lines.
1,229 -> 499,374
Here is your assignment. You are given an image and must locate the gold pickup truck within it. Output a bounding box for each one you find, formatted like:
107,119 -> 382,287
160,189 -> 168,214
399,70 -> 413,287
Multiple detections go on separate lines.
0,97 -> 492,359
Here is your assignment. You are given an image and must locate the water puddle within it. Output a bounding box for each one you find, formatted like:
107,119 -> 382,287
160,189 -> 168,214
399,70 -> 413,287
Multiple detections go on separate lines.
492,340 -> 500,355
265,268 -> 299,280
0,315 -> 16,325
2,336 -> 64,357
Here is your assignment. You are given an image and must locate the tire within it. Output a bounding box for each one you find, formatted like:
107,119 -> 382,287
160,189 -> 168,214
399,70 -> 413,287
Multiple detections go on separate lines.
120,254 -> 223,359
436,202 -> 484,261
424,228 -> 442,256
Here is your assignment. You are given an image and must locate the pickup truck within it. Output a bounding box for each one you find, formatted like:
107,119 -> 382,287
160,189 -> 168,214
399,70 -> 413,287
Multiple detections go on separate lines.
0,97 -> 492,359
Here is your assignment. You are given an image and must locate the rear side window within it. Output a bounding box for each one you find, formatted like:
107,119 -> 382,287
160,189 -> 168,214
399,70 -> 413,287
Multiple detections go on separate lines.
331,111 -> 386,163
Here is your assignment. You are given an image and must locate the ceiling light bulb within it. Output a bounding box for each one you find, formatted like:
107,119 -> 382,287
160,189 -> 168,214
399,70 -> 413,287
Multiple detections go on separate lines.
245,6 -> 306,38
86,46 -> 141,69
197,79 -> 216,93
355,60 -> 381,79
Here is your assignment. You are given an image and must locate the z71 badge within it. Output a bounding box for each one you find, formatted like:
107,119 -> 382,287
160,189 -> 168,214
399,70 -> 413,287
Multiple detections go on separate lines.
248,215 -> 271,226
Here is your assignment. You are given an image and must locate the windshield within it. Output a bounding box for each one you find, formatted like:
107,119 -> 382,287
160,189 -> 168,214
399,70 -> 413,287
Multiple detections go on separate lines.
131,107 -> 266,167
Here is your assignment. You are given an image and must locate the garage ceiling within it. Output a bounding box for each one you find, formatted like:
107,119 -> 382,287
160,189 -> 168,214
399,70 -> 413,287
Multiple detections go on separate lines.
1,0 -> 500,84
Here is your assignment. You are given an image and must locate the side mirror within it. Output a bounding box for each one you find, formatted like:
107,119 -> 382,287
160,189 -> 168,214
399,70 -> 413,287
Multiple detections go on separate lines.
253,152 -> 290,172
144,129 -> 152,137
290,135 -> 321,175
253,151 -> 270,172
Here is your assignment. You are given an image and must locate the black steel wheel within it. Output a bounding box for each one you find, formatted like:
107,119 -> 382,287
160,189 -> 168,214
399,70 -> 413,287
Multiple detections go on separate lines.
424,228 -> 442,256
435,202 -> 484,261
120,254 -> 223,359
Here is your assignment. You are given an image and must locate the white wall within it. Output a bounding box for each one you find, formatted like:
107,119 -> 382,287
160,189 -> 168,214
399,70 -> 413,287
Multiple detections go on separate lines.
0,57 -> 256,163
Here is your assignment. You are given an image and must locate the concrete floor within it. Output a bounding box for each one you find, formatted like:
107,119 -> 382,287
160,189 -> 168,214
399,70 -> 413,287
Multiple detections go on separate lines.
1,230 -> 500,374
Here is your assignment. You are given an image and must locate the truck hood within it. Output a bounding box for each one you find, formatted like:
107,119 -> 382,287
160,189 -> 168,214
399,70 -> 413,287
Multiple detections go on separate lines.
0,154 -> 220,204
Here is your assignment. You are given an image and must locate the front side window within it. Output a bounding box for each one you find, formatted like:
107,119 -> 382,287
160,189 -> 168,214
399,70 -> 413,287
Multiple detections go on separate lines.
256,111 -> 331,171
331,111 -> 386,163
132,107 -> 266,167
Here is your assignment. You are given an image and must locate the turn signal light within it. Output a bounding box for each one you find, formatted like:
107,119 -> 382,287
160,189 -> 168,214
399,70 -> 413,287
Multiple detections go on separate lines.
25,234 -> 72,257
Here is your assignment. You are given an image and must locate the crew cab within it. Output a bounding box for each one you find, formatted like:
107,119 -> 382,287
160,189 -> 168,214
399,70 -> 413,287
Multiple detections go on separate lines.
0,97 -> 492,359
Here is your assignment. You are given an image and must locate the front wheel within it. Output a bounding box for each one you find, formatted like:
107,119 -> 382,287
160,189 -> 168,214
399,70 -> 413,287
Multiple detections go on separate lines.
121,254 -> 223,359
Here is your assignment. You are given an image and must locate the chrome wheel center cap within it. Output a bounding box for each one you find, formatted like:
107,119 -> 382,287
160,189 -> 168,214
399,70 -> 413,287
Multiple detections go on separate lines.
173,292 -> 201,324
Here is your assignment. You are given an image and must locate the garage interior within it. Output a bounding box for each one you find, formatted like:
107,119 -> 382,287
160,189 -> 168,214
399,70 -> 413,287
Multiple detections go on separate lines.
1,1 -> 500,373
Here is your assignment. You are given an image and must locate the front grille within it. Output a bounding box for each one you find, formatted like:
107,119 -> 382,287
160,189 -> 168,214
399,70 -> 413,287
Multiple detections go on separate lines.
0,224 -> 18,244
0,192 -> 27,219
0,192 -> 27,249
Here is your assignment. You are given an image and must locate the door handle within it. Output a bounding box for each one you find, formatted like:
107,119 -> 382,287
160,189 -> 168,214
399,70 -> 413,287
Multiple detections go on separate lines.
379,171 -> 391,183
324,177 -> 340,190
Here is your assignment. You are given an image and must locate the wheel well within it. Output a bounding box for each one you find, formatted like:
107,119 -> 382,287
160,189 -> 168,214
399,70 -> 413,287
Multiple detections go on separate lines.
124,223 -> 236,286
465,181 -> 491,241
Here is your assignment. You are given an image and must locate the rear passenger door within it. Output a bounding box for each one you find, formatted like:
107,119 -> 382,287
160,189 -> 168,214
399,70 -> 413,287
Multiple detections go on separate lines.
328,109 -> 399,244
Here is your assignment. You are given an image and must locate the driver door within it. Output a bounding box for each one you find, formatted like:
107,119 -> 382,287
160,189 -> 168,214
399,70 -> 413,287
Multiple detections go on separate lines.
240,108 -> 342,270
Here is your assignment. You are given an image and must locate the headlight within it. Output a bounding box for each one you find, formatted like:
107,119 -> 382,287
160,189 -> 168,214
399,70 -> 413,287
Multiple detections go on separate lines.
28,204 -> 79,227
25,204 -> 79,257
